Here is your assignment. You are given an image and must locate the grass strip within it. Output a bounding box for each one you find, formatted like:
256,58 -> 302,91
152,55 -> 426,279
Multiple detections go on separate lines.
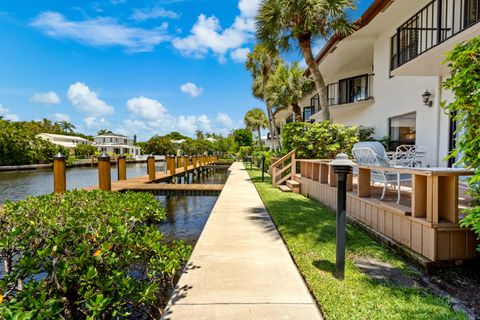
247,167 -> 465,320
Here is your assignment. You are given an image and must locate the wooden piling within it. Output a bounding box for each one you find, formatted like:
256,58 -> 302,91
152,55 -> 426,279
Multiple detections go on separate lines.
184,156 -> 189,172
117,154 -> 127,181
98,152 -> 111,191
147,155 -> 156,180
53,153 -> 66,194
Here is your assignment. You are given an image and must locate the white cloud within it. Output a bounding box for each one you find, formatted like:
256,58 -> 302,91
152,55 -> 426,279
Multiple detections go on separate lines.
84,116 -> 109,128
126,96 -> 171,120
172,0 -> 260,62
216,112 -> 233,128
197,114 -> 211,130
131,7 -> 179,21
180,82 -> 204,97
67,82 -> 114,116
31,11 -> 170,52
54,113 -> 71,122
0,105 -> 19,121
31,91 -> 60,104
230,47 -> 250,63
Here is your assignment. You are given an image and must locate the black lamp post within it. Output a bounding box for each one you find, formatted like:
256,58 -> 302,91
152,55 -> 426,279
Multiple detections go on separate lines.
261,155 -> 266,182
329,153 -> 356,280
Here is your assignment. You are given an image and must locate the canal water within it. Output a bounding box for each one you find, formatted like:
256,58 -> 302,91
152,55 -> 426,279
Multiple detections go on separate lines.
0,164 -> 230,244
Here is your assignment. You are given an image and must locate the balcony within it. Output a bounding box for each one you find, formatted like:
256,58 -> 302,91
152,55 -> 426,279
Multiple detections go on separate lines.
391,0 -> 480,76
327,74 -> 374,108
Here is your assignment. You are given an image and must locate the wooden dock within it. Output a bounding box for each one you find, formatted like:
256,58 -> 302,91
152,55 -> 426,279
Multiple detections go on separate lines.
84,156 -> 221,194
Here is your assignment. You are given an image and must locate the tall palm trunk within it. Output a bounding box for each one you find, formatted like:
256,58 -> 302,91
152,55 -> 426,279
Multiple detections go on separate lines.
292,103 -> 303,122
265,104 -> 276,150
257,127 -> 262,147
299,35 -> 330,121
267,105 -> 281,150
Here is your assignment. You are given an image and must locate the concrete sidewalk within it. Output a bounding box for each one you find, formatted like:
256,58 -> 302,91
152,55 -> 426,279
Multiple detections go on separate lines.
163,162 -> 322,320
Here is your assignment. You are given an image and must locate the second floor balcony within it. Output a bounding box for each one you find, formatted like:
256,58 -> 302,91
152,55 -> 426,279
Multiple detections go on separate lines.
391,0 -> 479,76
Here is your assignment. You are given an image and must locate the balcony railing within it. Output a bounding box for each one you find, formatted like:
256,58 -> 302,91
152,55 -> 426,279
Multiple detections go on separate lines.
392,0 -> 479,69
327,74 -> 374,107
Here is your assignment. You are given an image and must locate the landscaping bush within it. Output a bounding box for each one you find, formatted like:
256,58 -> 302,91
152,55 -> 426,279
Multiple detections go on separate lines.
0,190 -> 191,318
442,35 -> 480,251
281,121 -> 359,159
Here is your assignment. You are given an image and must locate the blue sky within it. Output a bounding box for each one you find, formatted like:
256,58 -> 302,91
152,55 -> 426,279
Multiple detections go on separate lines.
0,0 -> 372,140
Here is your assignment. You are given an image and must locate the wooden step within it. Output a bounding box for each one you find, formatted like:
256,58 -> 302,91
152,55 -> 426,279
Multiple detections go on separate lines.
278,185 -> 292,192
286,180 -> 300,193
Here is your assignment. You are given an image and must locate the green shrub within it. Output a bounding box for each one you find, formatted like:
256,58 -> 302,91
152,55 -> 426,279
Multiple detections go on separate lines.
442,35 -> 480,251
0,190 -> 191,318
281,121 -> 359,159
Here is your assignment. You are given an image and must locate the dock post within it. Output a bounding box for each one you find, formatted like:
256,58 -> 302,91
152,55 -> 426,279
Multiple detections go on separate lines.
117,154 -> 127,181
53,152 -> 66,194
184,156 -> 188,172
98,152 -> 111,191
147,155 -> 156,180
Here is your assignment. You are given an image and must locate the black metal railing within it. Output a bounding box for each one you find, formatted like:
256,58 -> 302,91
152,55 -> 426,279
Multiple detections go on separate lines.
392,0 -> 479,69
327,74 -> 374,107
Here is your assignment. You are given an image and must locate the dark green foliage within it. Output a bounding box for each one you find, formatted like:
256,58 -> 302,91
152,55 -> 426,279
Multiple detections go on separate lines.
163,132 -> 189,141
0,190 -> 191,318
143,135 -> 176,155
281,121 -> 358,159
232,128 -> 253,147
75,143 -> 98,158
0,119 -> 70,166
442,36 -> 480,250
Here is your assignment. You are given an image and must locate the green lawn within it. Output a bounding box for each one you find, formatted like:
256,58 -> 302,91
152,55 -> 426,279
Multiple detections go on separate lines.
247,167 -> 465,320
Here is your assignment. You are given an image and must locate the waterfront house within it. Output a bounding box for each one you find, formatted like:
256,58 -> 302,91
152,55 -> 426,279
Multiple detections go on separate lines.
272,0 -> 479,167
93,134 -> 141,157
36,133 -> 91,155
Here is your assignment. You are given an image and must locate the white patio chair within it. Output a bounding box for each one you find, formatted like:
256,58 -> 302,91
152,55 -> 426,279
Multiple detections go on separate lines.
352,142 -> 412,203
392,145 -> 418,167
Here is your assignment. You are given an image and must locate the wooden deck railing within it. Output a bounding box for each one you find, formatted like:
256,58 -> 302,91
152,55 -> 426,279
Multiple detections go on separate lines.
270,150 -> 296,187
293,159 -> 478,264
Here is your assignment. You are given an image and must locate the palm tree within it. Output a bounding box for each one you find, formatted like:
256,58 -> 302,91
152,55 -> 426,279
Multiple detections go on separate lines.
58,120 -> 76,133
256,0 -> 354,120
244,108 -> 268,146
265,62 -> 314,122
246,43 -> 282,150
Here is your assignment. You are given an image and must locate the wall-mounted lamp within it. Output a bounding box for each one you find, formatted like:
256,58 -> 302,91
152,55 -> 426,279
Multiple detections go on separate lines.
422,90 -> 433,107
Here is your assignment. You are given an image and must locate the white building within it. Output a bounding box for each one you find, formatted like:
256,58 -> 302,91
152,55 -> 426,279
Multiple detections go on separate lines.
36,133 -> 91,155
93,134 -> 141,157
273,0 -> 479,167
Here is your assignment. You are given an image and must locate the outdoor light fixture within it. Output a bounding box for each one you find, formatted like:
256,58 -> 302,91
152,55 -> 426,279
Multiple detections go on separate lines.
422,90 -> 433,107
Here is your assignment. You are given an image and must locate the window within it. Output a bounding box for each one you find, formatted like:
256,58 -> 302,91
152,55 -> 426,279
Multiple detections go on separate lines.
338,75 -> 369,105
303,107 -> 313,122
389,112 -> 416,150
391,18 -> 419,70
286,114 -> 294,124
465,0 -> 480,27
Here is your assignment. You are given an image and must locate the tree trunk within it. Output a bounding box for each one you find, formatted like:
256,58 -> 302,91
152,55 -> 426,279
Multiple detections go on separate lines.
257,127 -> 262,147
292,103 -> 303,122
268,105 -> 281,150
265,105 -> 276,150
299,36 -> 330,121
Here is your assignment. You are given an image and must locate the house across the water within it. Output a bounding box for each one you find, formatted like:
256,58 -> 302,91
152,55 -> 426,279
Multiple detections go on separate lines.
36,133 -> 91,155
93,134 -> 141,157
272,0 -> 479,167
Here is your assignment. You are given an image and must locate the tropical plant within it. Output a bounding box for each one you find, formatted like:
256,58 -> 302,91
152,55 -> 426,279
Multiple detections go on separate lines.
265,62 -> 314,121
75,143 -> 98,158
281,121 -> 358,159
58,120 -> 76,133
97,129 -> 113,136
256,0 -> 354,120
0,190 -> 191,318
244,108 -> 268,146
143,135 -> 176,155
442,35 -> 480,251
232,128 -> 254,147
246,43 -> 283,150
